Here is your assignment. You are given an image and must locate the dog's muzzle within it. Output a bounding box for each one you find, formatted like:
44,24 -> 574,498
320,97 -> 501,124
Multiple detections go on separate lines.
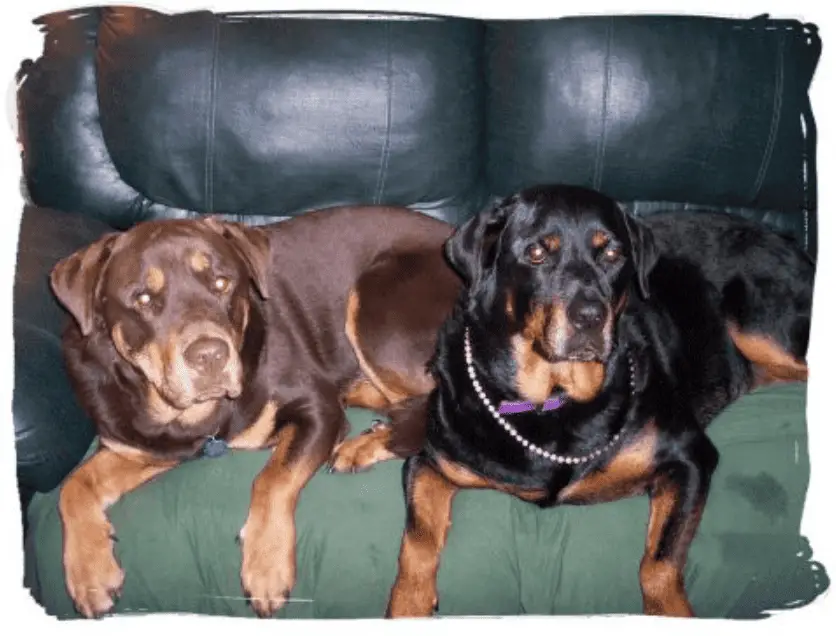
167,322 -> 244,405
544,297 -> 612,363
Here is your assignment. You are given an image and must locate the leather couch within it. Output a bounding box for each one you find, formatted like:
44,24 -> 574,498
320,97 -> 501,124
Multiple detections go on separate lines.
13,6 -> 829,619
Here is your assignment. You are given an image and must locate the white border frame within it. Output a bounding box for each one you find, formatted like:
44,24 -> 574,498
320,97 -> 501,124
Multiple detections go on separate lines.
0,1 -> 832,634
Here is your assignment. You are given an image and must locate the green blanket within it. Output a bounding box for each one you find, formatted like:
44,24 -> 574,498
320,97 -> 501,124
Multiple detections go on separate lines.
23,383 -> 828,619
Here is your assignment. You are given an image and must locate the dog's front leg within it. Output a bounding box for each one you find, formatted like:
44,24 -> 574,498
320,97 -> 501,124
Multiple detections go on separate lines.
386,454 -> 459,617
59,445 -> 177,618
640,432 -> 718,617
238,393 -> 343,617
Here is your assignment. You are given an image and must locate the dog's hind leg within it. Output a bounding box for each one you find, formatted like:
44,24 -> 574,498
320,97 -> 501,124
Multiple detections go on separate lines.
334,264 -> 452,473
722,276 -> 810,384
728,322 -> 809,384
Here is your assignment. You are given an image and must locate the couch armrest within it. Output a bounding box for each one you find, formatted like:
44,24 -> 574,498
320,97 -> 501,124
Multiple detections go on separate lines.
13,205 -> 114,513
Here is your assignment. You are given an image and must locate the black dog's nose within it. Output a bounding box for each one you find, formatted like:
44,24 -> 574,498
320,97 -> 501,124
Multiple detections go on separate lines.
567,298 -> 607,331
184,337 -> 230,374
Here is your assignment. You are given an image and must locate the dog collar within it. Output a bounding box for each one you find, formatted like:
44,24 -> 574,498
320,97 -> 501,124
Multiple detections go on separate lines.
498,396 -> 565,414
463,327 -> 635,465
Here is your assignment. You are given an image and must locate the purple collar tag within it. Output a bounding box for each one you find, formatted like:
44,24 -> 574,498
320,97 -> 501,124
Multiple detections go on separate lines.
498,395 -> 565,415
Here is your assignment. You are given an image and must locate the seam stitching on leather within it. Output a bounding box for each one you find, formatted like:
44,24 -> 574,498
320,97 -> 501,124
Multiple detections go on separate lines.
593,17 -> 614,190
204,18 -> 221,212
749,33 -> 785,205
800,107 -> 811,252
374,21 -> 393,205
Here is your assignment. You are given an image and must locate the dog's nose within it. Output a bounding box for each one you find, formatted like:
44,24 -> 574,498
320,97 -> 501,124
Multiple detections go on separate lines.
184,337 -> 230,375
567,298 -> 607,331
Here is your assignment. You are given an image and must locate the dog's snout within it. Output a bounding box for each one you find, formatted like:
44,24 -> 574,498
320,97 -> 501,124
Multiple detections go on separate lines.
184,337 -> 230,374
567,297 -> 607,331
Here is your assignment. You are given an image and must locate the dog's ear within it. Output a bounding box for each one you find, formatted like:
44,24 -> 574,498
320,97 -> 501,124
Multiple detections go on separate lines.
619,206 -> 658,300
444,196 -> 517,286
50,232 -> 121,336
203,216 -> 271,300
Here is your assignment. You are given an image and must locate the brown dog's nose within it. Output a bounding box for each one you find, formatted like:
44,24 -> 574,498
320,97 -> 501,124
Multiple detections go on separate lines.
184,337 -> 230,375
567,297 -> 607,331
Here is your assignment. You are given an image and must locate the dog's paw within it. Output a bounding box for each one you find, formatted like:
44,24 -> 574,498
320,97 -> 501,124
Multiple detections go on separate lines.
385,582 -> 438,618
328,421 -> 395,473
239,517 -> 295,617
64,527 -> 124,619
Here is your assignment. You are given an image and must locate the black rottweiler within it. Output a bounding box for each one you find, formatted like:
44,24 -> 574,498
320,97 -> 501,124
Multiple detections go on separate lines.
376,184 -> 812,618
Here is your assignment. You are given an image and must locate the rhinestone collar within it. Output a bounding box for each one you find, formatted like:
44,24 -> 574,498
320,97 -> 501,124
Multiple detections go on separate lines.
463,327 -> 636,465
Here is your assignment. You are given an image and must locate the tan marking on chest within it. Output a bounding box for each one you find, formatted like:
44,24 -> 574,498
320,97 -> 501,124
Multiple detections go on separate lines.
434,456 -> 547,502
559,421 -> 657,504
511,331 -> 605,404
229,401 -> 279,450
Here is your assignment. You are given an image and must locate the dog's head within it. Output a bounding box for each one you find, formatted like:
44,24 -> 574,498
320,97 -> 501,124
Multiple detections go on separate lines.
50,217 -> 271,412
445,184 -> 657,403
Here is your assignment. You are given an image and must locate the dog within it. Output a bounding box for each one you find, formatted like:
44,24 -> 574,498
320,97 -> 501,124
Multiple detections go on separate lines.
330,184 -> 813,617
48,206 -> 461,618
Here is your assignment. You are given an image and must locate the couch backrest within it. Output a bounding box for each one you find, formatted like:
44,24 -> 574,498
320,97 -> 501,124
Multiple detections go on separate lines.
18,7 -> 821,255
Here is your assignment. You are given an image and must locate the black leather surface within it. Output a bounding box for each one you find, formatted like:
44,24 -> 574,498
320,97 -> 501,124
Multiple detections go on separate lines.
95,7 -> 487,223
486,14 -> 820,251
13,206 -> 112,504
17,10 -> 144,229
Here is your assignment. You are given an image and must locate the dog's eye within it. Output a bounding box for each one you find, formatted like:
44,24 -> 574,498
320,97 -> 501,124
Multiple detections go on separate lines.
602,246 -> 621,262
213,276 -> 231,292
526,244 -> 547,264
134,291 -> 152,308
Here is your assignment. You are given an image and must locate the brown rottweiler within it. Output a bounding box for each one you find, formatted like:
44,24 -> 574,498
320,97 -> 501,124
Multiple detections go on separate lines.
49,206 -> 460,618
331,184 -> 812,617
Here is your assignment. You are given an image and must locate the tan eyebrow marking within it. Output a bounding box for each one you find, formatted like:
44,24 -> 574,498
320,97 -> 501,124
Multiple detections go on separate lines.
542,235 -> 561,251
591,231 -> 609,248
146,267 -> 165,293
189,251 -> 210,273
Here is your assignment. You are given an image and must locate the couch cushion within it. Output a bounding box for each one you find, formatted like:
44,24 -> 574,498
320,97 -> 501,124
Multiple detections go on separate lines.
17,10 -> 152,229
486,15 -> 821,256
21,9 -> 821,244
24,384 -> 827,619
92,7 -> 486,224
13,206 -> 113,503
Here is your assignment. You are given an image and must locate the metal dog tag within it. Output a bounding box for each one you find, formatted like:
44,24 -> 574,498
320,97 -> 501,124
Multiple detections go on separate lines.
202,436 -> 229,458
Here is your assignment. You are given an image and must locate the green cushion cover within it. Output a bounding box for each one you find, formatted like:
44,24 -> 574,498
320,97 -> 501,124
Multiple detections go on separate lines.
23,383 -> 828,619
